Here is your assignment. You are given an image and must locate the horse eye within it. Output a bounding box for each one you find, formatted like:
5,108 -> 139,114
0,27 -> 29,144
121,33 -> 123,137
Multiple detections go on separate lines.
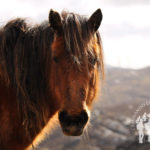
53,57 -> 59,63
89,56 -> 97,66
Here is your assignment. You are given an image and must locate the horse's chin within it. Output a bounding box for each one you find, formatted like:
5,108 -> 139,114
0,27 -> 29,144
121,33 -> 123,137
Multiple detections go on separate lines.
63,130 -> 83,136
61,126 -> 83,136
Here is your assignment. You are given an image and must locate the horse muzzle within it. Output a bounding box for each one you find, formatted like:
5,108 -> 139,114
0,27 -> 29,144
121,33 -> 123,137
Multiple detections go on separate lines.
58,110 -> 89,136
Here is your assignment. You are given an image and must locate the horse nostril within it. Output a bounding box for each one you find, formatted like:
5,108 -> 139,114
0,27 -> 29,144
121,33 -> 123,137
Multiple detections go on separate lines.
80,110 -> 89,125
59,110 -> 68,123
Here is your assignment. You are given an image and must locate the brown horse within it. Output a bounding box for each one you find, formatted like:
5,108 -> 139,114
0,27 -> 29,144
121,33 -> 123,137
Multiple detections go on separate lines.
0,9 -> 104,150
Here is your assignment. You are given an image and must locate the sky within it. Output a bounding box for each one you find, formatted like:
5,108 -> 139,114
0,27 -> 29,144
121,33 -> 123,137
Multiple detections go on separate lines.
0,0 -> 150,69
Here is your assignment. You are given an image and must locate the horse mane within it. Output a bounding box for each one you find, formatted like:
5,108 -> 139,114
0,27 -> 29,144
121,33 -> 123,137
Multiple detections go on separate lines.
0,11 -> 104,140
0,19 -> 54,138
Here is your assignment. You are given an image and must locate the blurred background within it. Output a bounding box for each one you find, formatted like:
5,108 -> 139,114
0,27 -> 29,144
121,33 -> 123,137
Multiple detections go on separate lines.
1,0 -> 150,150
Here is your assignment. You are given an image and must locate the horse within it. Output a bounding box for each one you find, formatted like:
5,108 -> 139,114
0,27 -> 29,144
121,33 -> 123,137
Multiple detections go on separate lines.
0,8 -> 104,150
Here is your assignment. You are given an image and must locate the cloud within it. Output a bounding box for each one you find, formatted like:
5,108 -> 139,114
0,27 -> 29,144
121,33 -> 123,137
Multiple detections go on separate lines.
102,0 -> 150,6
102,23 -> 150,38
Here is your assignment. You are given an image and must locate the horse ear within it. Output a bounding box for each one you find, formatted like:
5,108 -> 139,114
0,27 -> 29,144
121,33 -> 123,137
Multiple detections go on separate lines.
49,9 -> 62,33
88,9 -> 103,32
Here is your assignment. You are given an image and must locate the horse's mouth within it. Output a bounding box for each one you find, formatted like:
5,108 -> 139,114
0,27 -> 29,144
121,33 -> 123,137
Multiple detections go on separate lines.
61,126 -> 83,136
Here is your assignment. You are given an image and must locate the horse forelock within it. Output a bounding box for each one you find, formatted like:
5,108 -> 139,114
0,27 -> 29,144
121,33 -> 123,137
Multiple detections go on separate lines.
61,11 -> 104,79
62,12 -> 89,65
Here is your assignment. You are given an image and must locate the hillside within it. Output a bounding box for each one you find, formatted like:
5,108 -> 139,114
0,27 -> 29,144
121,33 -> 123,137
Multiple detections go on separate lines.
100,66 -> 150,116
36,66 -> 150,150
